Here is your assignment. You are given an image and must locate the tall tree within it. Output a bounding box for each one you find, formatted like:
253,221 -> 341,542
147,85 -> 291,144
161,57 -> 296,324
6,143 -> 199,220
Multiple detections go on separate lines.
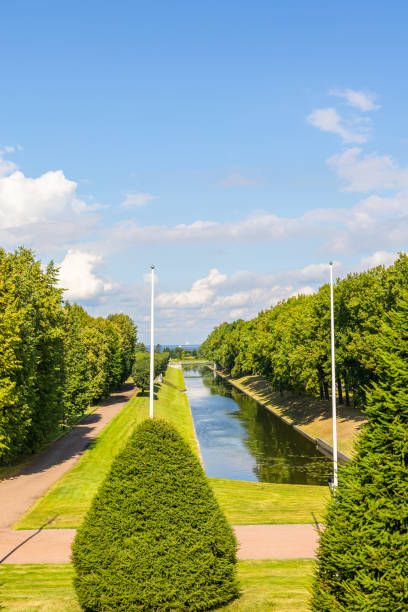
311,293 -> 408,610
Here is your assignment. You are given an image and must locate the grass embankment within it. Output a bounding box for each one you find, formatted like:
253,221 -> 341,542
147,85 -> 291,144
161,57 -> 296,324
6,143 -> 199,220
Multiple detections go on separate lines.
210,478 -> 329,524
16,366 -> 328,528
15,367 -> 196,530
219,370 -> 365,457
0,560 -> 314,611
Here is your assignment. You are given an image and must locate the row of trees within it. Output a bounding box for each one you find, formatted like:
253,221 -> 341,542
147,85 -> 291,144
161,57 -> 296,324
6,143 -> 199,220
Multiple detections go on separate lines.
0,247 -> 137,465
200,254 -> 408,407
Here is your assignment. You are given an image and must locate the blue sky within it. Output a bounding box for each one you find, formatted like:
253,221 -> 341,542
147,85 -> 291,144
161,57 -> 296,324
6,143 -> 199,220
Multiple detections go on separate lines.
1,1 -> 408,343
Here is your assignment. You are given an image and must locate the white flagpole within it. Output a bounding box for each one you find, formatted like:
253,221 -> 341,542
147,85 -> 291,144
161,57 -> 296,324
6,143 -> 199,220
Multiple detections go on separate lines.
149,265 -> 155,419
329,262 -> 338,489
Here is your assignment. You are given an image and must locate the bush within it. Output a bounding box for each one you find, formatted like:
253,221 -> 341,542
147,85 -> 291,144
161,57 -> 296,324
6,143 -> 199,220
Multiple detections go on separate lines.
72,419 -> 239,611
311,294 -> 408,610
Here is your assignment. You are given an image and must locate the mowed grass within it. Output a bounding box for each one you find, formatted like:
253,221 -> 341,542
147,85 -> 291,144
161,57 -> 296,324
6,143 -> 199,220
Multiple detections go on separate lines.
15,367 -> 197,530
210,478 -> 329,524
0,560 -> 314,611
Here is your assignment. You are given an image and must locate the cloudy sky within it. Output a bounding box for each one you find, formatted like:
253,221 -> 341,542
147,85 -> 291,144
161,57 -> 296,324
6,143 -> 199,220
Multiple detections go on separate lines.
1,1 -> 408,343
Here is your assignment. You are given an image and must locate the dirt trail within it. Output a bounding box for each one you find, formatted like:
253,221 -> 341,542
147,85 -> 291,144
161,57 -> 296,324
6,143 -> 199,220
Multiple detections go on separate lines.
0,384 -> 136,530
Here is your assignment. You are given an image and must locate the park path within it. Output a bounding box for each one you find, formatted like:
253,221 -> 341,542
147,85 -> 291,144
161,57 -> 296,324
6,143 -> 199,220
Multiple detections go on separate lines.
0,384 -> 136,530
0,524 -> 319,563
0,378 -> 320,563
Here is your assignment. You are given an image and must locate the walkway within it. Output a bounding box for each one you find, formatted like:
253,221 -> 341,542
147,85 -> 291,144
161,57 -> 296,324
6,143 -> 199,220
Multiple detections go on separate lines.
0,524 -> 319,563
0,384 -> 136,530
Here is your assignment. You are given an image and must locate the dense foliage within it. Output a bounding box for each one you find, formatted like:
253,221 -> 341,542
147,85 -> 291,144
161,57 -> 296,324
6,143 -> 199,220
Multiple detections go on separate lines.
132,351 -> 170,392
201,254 -> 408,407
0,248 -> 137,465
311,293 -> 408,610
73,418 -> 239,611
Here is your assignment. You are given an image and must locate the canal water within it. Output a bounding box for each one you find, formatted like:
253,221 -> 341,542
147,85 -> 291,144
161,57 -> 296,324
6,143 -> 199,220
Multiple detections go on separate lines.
183,365 -> 331,485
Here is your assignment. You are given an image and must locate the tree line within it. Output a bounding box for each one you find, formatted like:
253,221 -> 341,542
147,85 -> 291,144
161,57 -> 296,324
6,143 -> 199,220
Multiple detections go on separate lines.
0,247 -> 137,465
200,253 -> 408,408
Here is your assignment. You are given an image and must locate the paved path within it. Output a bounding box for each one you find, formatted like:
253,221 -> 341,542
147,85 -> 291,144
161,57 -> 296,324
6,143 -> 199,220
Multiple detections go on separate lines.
0,525 -> 319,563
0,384 -> 136,530
0,380 -> 321,564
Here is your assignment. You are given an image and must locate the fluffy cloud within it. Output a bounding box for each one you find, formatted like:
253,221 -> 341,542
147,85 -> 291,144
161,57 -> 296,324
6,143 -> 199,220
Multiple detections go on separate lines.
219,173 -> 261,187
359,251 -> 398,268
0,152 -> 99,251
306,108 -> 368,143
0,170 -> 87,228
327,148 -> 408,192
121,192 -> 157,207
58,249 -> 114,302
156,269 -> 227,308
329,89 -> 380,112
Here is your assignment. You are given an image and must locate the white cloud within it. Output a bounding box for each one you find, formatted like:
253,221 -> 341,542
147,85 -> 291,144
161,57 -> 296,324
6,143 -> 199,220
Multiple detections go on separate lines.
219,173 -> 261,187
0,151 -> 100,250
0,170 -> 87,228
329,89 -> 380,112
121,192 -> 157,207
359,251 -> 398,268
107,212 -> 309,248
307,108 -> 368,143
156,268 -> 227,308
58,249 -> 114,302
327,148 -> 408,192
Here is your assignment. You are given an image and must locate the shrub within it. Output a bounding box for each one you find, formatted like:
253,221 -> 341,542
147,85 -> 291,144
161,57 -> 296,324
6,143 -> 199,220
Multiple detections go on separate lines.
72,419 -> 239,611
311,294 -> 408,610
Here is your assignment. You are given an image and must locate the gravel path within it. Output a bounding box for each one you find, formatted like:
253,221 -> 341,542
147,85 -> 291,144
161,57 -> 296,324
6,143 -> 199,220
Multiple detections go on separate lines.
0,384 -> 136,530
0,524 -> 319,563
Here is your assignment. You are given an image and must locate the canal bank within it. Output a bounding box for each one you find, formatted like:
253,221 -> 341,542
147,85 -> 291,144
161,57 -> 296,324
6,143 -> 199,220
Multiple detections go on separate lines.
183,365 -> 332,486
211,367 -> 364,462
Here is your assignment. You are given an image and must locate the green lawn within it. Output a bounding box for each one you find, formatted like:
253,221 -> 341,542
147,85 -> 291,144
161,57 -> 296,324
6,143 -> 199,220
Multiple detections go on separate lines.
210,478 -> 329,524
15,367 -> 197,530
0,560 -> 314,611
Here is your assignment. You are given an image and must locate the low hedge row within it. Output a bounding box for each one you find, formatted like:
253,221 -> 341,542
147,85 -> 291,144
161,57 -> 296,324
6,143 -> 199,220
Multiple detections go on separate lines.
72,418 -> 239,610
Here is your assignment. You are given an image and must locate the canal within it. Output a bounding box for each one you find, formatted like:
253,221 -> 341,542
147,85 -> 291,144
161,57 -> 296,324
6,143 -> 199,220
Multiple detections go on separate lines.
183,365 -> 331,486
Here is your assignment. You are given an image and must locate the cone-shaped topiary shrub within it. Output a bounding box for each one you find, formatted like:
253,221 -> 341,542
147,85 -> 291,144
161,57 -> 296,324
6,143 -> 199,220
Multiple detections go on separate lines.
72,418 -> 239,611
311,293 -> 408,611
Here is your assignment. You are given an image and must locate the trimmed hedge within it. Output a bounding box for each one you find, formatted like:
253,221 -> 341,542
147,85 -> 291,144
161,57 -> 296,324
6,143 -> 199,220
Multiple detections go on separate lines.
72,419 -> 239,611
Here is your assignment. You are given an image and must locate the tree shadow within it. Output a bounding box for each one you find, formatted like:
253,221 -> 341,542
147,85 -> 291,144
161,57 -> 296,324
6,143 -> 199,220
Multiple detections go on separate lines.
0,517 -> 58,564
3,383 -> 136,480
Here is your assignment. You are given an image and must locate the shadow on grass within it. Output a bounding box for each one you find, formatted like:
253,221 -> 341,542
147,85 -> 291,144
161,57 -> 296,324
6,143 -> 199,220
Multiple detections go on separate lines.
2,383 -> 136,481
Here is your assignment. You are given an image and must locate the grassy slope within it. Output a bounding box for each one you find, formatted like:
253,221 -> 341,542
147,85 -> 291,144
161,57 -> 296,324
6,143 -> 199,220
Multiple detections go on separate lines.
221,371 -> 365,457
0,560 -> 314,612
16,366 -> 328,528
210,478 -> 329,524
15,367 -> 196,529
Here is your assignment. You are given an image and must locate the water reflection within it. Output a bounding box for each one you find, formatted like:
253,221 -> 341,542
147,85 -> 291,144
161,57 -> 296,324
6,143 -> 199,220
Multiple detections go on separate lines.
183,365 -> 331,485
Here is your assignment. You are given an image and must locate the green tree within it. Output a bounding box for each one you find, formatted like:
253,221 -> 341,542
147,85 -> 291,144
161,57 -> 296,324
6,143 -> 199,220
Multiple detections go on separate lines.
312,293 -> 408,610
72,419 -> 238,610
132,358 -> 150,393
0,248 -> 65,462
107,313 -> 137,381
